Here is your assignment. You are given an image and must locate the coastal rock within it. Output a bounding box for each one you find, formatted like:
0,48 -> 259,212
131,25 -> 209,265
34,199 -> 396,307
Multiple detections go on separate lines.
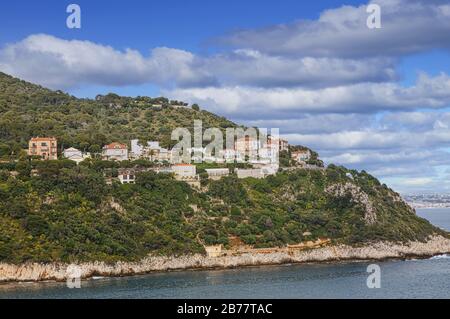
1,236 -> 450,283
326,183 -> 376,225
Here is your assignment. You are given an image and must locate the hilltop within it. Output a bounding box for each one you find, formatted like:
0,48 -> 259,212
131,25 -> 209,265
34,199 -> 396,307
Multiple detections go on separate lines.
0,71 -> 237,157
0,72 -> 448,268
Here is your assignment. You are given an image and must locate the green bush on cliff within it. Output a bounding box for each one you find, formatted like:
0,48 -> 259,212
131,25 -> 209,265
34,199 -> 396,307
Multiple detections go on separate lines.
0,162 -> 446,264
0,72 -> 447,264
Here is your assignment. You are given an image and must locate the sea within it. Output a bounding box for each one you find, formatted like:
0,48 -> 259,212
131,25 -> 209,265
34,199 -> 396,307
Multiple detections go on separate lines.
0,208 -> 449,299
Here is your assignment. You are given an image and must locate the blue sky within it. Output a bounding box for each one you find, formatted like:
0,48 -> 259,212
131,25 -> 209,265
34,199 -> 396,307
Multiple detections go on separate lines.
1,0 -> 450,194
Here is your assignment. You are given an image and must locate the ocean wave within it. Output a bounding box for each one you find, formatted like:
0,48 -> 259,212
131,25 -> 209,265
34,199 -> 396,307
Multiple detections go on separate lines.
430,254 -> 450,260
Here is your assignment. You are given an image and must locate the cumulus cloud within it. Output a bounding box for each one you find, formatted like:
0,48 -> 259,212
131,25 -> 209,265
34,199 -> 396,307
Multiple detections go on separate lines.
221,0 -> 450,58
0,34 -> 398,90
243,113 -> 372,134
167,73 -> 450,118
285,125 -> 450,151
0,34 -> 215,89
197,50 -> 397,88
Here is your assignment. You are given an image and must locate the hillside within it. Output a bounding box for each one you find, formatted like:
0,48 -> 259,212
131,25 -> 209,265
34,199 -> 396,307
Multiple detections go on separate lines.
0,72 -> 447,265
0,72 -> 237,157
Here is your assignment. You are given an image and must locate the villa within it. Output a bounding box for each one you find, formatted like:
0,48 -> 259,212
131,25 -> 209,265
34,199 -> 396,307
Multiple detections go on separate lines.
63,147 -> 90,164
131,139 -> 170,162
171,163 -> 196,178
266,136 -> 289,152
28,137 -> 58,160
236,168 -> 264,179
102,142 -> 128,161
171,164 -> 200,188
118,168 -> 136,184
291,149 -> 311,163
205,168 -> 230,180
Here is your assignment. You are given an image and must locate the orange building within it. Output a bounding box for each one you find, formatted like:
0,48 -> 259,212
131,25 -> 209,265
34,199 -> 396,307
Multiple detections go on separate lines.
28,137 -> 58,160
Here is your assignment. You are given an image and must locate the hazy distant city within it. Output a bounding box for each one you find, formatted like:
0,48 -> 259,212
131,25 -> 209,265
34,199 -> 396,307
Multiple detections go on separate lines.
404,194 -> 450,209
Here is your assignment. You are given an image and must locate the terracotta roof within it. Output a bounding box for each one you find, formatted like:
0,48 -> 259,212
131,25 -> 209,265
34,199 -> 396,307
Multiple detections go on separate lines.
30,137 -> 57,142
103,142 -> 127,150
173,163 -> 194,166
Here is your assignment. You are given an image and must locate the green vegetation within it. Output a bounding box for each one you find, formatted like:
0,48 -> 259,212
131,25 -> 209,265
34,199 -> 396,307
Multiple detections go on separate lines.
0,160 -> 445,264
0,72 -> 446,264
0,72 -> 237,158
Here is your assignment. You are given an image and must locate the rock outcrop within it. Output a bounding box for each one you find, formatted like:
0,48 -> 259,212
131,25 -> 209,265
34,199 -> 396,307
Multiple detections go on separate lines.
1,236 -> 449,283
326,183 -> 376,225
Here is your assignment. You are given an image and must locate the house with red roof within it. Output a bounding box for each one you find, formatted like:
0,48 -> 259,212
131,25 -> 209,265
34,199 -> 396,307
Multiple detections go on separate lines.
102,142 -> 128,161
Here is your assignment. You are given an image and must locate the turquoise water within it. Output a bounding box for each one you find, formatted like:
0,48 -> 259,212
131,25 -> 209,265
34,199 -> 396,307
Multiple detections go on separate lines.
0,208 -> 449,299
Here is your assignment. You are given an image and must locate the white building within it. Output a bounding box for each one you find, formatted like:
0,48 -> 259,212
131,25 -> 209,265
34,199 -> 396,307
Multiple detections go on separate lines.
219,148 -> 243,163
102,142 -> 128,161
63,147 -> 86,164
171,164 -> 200,188
205,168 -> 230,180
236,168 -> 264,179
131,139 -> 171,162
258,146 -> 279,164
266,136 -> 289,152
171,164 -> 196,177
188,147 -> 206,162
291,149 -> 311,163
235,136 -> 262,157
255,163 -> 279,176
130,139 -> 144,158
118,168 -> 136,184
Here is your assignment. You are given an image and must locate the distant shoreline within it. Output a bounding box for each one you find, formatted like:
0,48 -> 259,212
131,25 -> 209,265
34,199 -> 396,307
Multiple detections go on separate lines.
412,206 -> 450,210
1,236 -> 449,283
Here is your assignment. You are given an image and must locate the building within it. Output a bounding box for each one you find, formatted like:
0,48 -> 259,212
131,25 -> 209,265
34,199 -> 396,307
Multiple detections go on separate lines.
130,139 -> 171,162
155,147 -> 171,162
258,146 -> 279,164
171,163 -> 196,177
205,168 -> 230,180
188,147 -> 206,162
130,139 -> 144,158
266,136 -> 289,152
291,149 -> 311,163
63,147 -> 90,164
102,142 -> 128,161
235,168 -> 264,179
204,245 -> 223,258
171,164 -> 200,188
219,148 -> 243,163
235,136 -> 261,157
255,163 -> 279,176
28,137 -> 58,160
118,168 -> 136,184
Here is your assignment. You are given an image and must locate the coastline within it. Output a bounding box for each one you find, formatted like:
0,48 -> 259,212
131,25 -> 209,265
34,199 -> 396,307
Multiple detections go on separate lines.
1,236 -> 450,283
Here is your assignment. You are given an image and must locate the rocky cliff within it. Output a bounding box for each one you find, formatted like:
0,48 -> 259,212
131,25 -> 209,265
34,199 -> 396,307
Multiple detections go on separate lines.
1,236 -> 449,282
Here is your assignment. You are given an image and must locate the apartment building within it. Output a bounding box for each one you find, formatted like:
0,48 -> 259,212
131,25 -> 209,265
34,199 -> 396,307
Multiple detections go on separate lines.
28,137 -> 58,160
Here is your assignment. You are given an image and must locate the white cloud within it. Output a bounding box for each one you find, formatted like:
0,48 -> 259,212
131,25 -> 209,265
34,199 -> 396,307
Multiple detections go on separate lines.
285,126 -> 450,151
0,34 -> 215,89
0,34 -> 398,90
221,0 -> 450,58
167,74 -> 450,118
400,177 -> 434,186
243,114 -> 372,134
198,50 -> 397,88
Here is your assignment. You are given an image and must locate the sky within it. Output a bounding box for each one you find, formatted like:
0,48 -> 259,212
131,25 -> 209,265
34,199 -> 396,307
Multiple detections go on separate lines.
1,0 -> 450,194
